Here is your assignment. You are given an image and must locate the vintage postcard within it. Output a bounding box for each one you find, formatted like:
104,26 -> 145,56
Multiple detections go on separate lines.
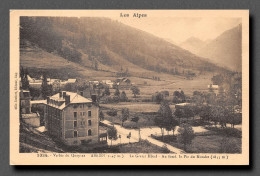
10,10 -> 249,165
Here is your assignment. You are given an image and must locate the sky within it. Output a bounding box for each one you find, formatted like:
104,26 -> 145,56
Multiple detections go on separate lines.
112,17 -> 241,44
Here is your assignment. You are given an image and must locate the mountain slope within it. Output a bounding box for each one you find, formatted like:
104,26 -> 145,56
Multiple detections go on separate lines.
20,17 -> 224,78
198,24 -> 242,71
180,37 -> 207,54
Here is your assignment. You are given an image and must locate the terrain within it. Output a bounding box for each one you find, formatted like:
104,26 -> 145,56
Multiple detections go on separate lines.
197,24 -> 242,72
180,25 -> 242,72
20,16 -> 227,80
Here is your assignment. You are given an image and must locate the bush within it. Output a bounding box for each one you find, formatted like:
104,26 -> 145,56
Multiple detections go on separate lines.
191,119 -> 211,127
205,127 -> 241,138
219,137 -> 241,153
106,108 -> 118,117
162,144 -> 171,153
142,98 -> 152,102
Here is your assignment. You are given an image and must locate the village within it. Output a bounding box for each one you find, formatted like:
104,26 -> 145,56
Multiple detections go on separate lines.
19,68 -> 242,154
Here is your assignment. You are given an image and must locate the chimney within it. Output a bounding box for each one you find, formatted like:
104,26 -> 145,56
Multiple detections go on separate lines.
65,95 -> 70,105
59,91 -> 62,98
91,95 -> 97,103
63,92 -> 66,98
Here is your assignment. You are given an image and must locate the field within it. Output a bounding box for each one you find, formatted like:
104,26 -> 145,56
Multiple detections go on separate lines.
101,102 -> 175,113
99,73 -> 213,100
154,133 -> 241,153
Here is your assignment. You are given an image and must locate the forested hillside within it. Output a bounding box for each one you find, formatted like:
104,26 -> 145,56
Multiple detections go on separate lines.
198,24 -> 242,72
20,17 -> 225,78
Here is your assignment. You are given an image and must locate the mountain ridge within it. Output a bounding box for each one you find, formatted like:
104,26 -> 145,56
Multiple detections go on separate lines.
20,17 -> 227,79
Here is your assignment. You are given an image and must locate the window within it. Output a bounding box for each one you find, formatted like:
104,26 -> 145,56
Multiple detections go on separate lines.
88,129 -> 92,136
88,120 -> 91,126
74,121 -> 77,128
80,112 -> 83,116
74,112 -> 77,119
74,131 -> 78,138
83,112 -> 86,116
88,111 -> 91,117
81,120 -> 85,126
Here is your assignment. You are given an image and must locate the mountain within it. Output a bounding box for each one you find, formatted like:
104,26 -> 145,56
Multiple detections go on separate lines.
198,24 -> 242,72
180,37 -> 207,54
20,17 -> 224,79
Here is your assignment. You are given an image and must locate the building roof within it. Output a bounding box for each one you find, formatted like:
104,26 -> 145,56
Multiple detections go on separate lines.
67,79 -> 77,83
208,84 -> 219,89
48,91 -> 92,110
31,100 -> 47,105
21,113 -> 39,119
175,103 -> 191,106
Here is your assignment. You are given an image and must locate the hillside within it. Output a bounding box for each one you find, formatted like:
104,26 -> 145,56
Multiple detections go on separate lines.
198,24 -> 242,72
20,17 -> 225,79
180,37 -> 207,54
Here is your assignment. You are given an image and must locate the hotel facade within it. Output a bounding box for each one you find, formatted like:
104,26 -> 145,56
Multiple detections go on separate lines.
45,91 -> 99,146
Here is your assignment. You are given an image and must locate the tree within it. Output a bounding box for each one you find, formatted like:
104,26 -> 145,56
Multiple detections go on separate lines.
173,90 -> 185,104
121,108 -> 129,127
174,108 -> 184,124
107,126 -> 118,146
131,116 -> 141,141
29,87 -> 41,99
158,100 -> 172,119
120,91 -> 128,102
154,116 -> 165,139
168,116 -> 179,137
131,86 -> 140,98
94,59 -> 98,70
41,73 -> 49,99
177,123 -> 195,151
192,91 -> 204,106
107,108 -> 117,117
183,107 -> 194,120
211,74 -> 224,85
99,111 -> 104,121
21,67 -> 30,90
159,101 -> 179,137
114,87 -> 120,97
153,92 -> 164,104
104,86 -> 110,96
199,105 -> 211,123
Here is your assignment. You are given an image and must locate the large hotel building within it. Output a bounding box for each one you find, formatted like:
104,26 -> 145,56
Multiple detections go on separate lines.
45,91 -> 99,145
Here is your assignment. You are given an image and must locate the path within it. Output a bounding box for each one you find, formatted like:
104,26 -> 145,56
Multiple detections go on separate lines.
102,120 -> 185,153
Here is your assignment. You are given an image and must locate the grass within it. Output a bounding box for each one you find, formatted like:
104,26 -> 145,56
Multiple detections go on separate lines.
153,132 -> 241,154
101,102 -> 175,113
101,108 -> 158,128
89,140 -> 171,153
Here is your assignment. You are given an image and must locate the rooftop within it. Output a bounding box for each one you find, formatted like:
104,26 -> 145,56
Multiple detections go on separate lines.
47,91 -> 92,110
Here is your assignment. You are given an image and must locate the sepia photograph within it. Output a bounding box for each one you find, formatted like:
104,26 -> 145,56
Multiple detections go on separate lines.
9,10 -> 249,165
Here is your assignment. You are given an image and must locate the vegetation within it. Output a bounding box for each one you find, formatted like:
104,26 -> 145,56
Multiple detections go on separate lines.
131,86 -> 140,98
120,91 -> 128,102
107,126 -> 118,146
177,123 -> 195,151
20,17 -> 224,77
103,86 -> 110,96
106,108 -> 117,117
154,101 -> 179,140
121,108 -> 129,127
99,111 -> 104,121
41,73 -> 52,99
114,87 -> 120,97
20,67 -> 30,90
172,90 -> 186,104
